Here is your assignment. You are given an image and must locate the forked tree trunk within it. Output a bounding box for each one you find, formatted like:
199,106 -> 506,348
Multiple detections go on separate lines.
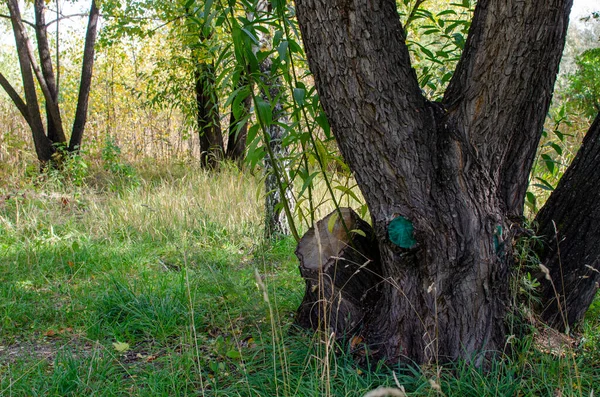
535,112 -> 600,330
2,0 -> 99,162
294,0 -> 572,365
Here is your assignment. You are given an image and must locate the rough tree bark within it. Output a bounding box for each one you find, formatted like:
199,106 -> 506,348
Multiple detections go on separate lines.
294,0 -> 573,365
535,112 -> 600,330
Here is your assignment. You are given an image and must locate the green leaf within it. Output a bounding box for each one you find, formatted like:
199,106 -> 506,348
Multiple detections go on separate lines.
315,113 -> 331,139
351,229 -> 366,237
327,212 -> 339,233
388,216 -> 416,249
288,39 -> 303,54
437,9 -> 457,16
525,192 -> 537,212
293,87 -> 306,106
203,0 -> 214,21
532,183 -> 554,192
549,142 -> 563,156
452,33 -> 465,49
420,46 -> 435,59
333,185 -> 360,203
277,40 -> 289,62
255,97 -> 272,127
553,129 -> 564,141
534,177 -> 555,191
246,123 -> 260,145
226,350 -> 241,359
541,154 -> 556,174
232,87 -> 251,119
298,171 -> 319,197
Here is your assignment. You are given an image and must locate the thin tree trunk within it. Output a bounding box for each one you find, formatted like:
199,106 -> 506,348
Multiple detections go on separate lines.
194,61 -> 224,168
255,0 -> 294,238
226,72 -> 251,164
8,0 -> 66,145
295,0 -> 572,365
69,0 -> 99,151
6,0 -> 54,162
535,112 -> 600,331
34,0 -> 65,144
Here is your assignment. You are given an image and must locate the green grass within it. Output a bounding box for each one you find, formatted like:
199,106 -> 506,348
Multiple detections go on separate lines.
1,162 -> 599,396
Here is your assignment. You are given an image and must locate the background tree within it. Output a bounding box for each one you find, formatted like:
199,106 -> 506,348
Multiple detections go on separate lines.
292,0 -> 598,366
102,0 -> 253,167
0,0 -> 99,163
251,0 -> 295,237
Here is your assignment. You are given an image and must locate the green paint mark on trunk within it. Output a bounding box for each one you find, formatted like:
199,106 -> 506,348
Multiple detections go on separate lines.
388,216 -> 416,249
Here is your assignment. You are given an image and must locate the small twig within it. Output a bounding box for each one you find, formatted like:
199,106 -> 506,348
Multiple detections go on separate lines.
0,12 -> 35,28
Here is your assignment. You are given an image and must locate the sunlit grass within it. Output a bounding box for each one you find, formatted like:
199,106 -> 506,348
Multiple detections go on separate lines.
0,160 -> 599,396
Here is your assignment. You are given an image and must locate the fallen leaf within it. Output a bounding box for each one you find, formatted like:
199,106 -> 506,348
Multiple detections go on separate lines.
350,335 -> 363,349
112,341 -> 130,353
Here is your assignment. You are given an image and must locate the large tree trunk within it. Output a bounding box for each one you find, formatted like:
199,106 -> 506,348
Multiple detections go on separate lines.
294,0 -> 572,365
535,112 -> 600,331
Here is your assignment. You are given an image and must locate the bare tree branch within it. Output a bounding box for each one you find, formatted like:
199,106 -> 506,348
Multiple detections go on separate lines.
45,13 -> 90,27
0,13 -> 34,28
0,72 -> 30,124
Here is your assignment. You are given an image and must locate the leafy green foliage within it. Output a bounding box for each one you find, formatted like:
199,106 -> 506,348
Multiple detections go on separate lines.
526,106 -> 574,214
101,137 -> 140,190
565,48 -> 600,118
401,0 -> 474,99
